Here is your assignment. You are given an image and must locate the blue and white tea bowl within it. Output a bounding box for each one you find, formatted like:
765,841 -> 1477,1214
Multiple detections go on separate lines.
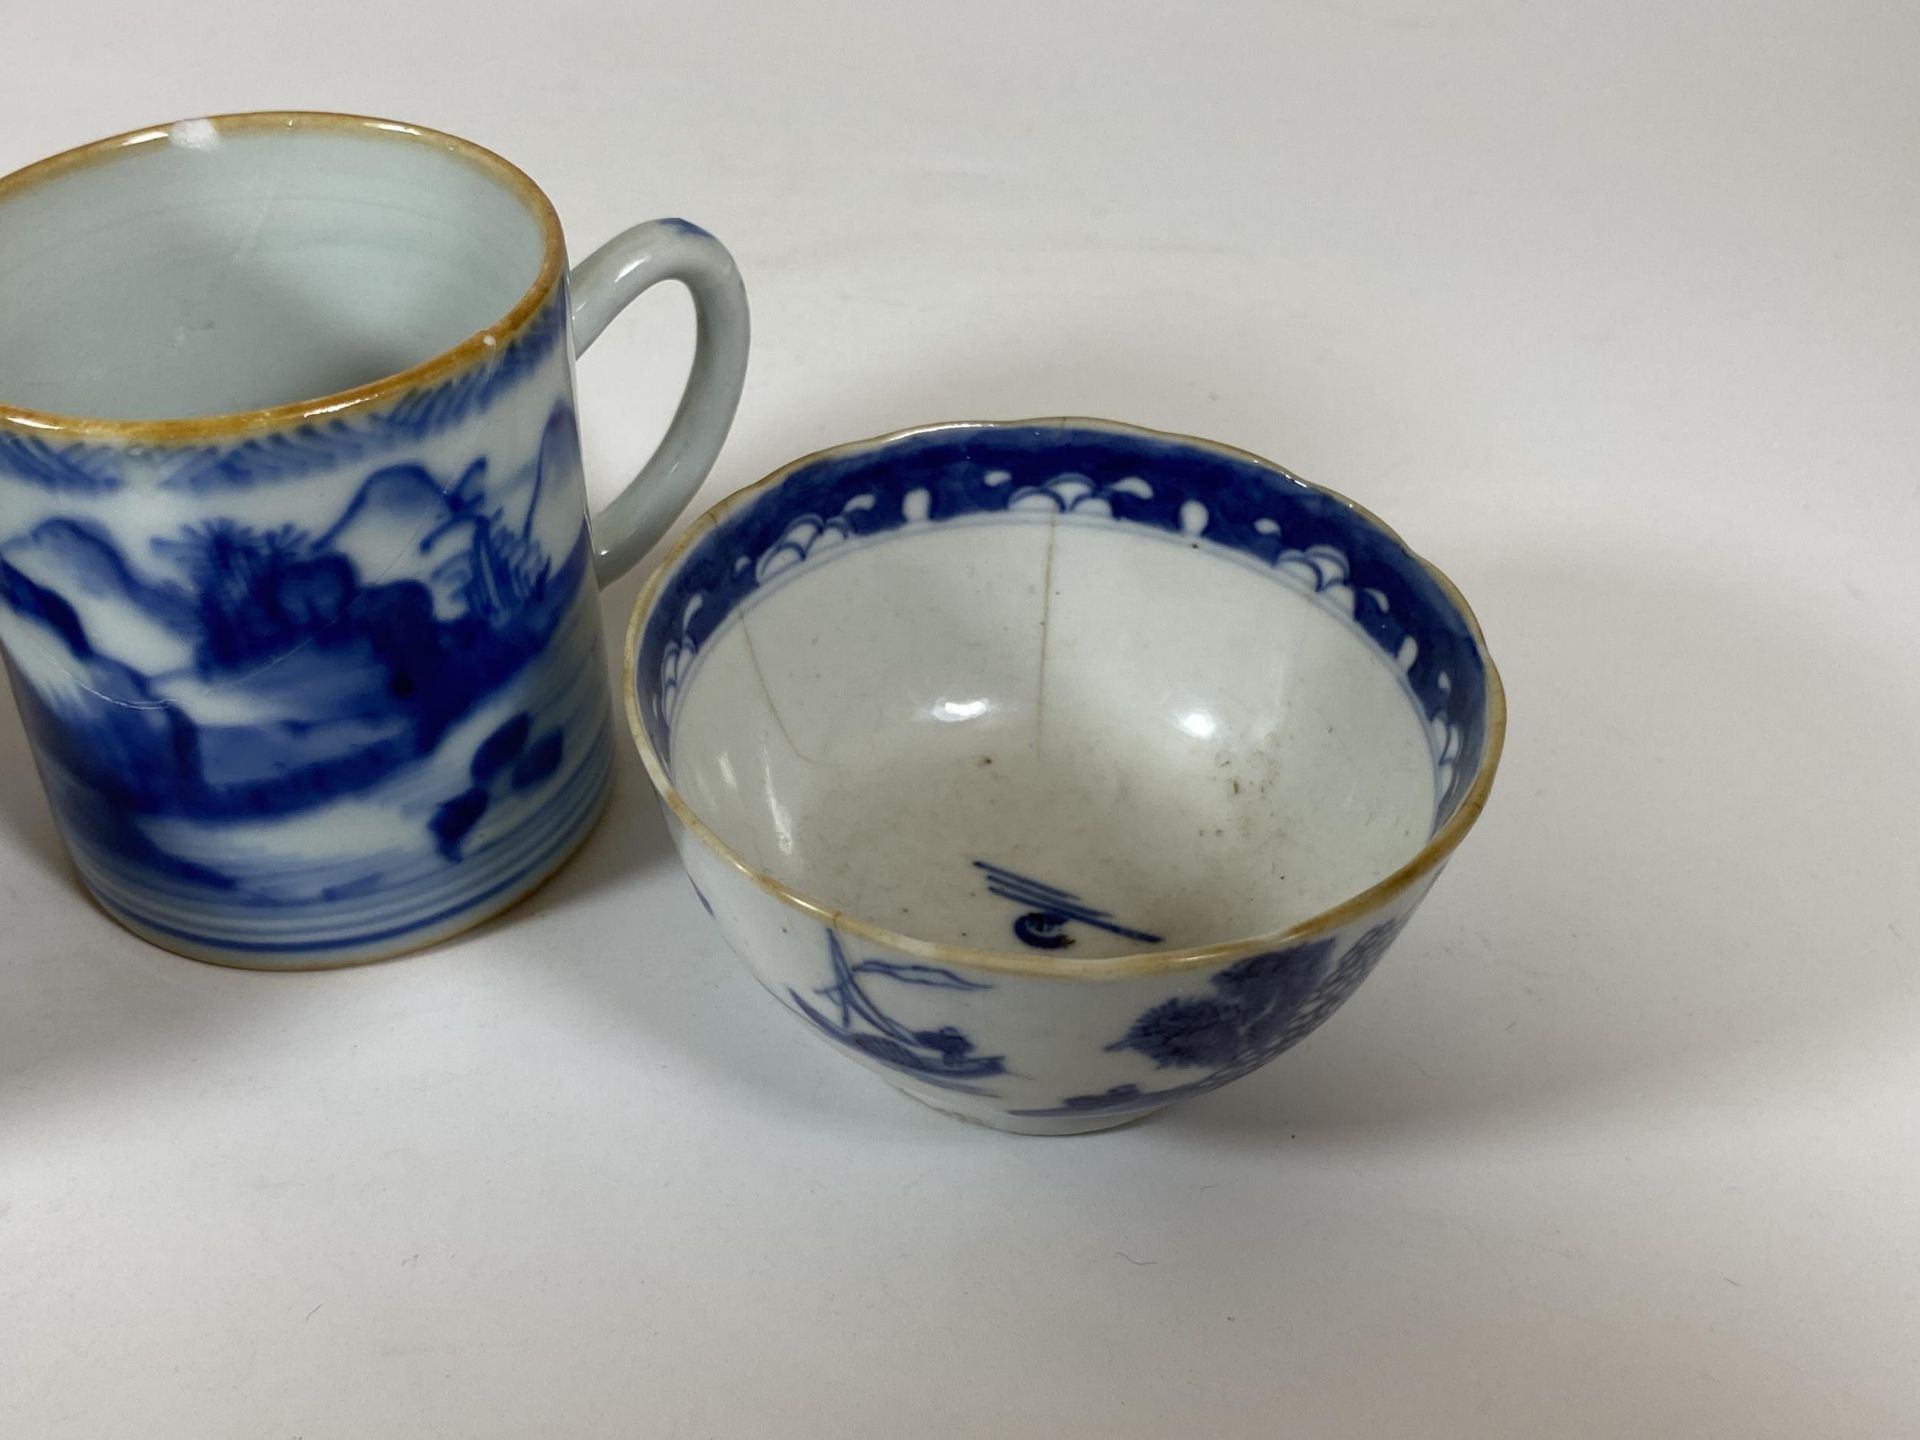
626,420 -> 1505,1133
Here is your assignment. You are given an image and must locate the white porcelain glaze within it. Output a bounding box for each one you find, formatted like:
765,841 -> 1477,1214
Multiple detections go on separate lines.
672,519 -> 1436,953
629,421 -> 1504,1132
0,120 -> 546,421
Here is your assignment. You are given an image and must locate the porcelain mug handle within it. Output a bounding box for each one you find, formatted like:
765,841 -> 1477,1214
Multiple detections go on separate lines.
568,219 -> 749,586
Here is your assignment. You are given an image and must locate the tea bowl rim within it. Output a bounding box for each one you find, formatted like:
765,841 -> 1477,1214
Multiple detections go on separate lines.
623,416 -> 1507,981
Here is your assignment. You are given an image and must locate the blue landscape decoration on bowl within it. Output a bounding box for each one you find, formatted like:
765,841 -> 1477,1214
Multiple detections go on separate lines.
628,419 -> 1506,1134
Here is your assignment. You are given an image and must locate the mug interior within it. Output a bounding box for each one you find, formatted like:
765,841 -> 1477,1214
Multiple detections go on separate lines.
636,423 -> 1499,963
0,115 -> 551,422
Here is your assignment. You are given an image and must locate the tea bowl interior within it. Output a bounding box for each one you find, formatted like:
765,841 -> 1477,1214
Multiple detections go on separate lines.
634,420 -> 1496,966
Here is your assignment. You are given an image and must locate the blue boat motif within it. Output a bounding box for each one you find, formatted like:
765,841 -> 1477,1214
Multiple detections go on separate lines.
973,860 -> 1164,950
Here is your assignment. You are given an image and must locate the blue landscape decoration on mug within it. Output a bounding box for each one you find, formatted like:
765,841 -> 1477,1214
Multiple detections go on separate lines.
0,299 -> 614,959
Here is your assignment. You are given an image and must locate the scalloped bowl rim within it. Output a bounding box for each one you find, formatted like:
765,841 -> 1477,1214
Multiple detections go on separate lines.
624,417 -> 1507,981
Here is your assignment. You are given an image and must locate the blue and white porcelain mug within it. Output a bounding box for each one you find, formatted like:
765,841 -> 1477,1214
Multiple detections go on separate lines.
0,112 -> 749,967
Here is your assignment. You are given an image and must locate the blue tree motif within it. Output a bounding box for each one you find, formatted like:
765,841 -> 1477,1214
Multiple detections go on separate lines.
154,520 -> 317,666
1107,938 -> 1336,1070
1014,917 -> 1410,1118
789,933 -> 1007,1094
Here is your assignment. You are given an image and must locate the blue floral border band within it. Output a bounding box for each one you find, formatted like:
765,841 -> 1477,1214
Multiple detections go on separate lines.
637,421 -> 1492,828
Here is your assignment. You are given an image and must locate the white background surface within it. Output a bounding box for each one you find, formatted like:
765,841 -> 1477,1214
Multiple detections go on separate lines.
3,3 -> 1916,1435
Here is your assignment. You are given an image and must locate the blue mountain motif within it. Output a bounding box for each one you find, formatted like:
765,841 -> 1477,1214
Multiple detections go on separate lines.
0,404 -> 588,873
4,517 -> 198,625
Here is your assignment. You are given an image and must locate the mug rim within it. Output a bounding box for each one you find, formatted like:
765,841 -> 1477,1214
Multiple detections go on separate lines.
0,111 -> 566,445
623,416 -> 1509,982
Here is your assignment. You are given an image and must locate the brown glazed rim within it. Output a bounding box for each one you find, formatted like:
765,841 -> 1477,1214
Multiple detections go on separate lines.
624,416 -> 1509,981
0,111 -> 566,444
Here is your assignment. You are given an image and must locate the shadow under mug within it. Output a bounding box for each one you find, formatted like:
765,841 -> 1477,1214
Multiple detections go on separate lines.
0,111 -> 749,968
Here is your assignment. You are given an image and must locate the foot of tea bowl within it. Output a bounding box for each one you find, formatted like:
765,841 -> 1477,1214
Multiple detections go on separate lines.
885,1078 -> 1160,1136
